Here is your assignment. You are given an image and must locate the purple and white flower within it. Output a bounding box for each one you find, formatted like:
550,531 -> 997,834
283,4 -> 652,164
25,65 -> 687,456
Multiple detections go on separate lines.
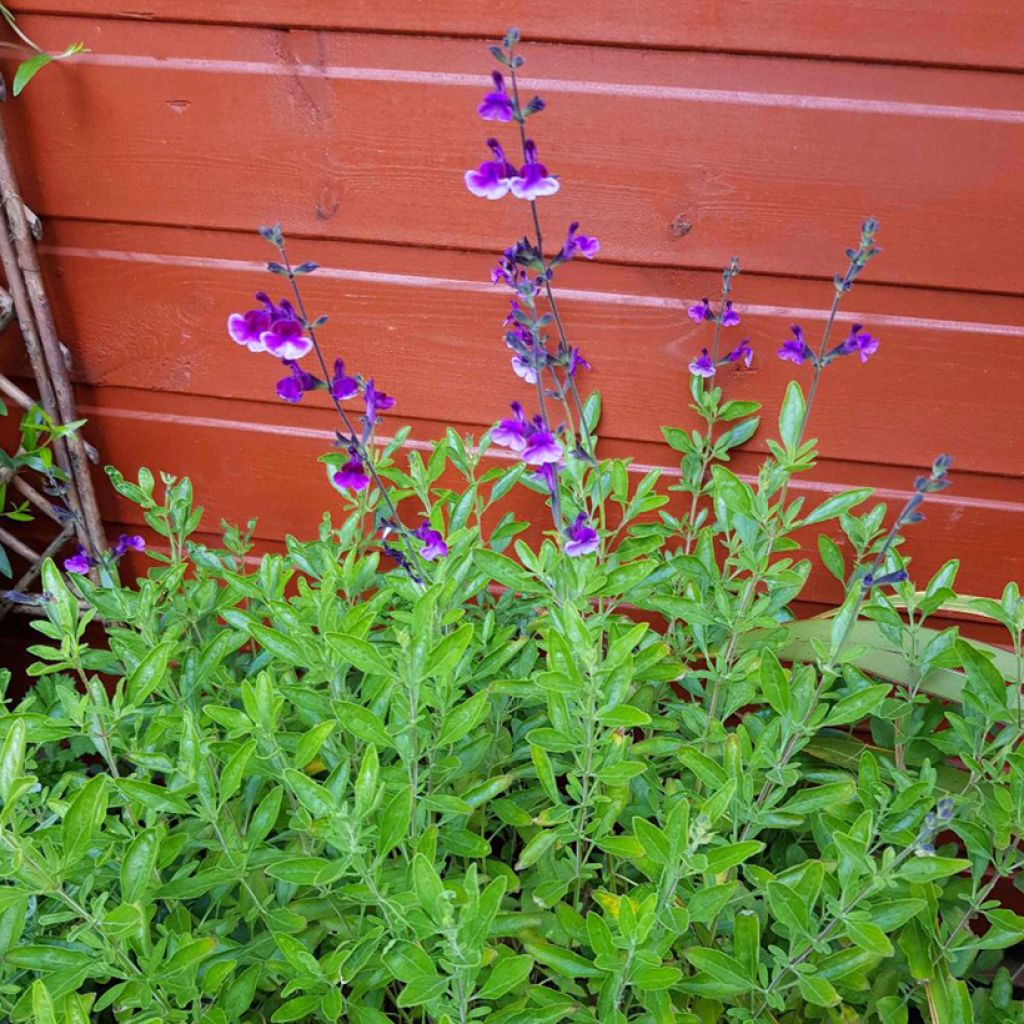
720,301 -> 741,327
559,222 -> 600,261
413,522 -> 448,561
227,300 -> 273,352
521,428 -> 563,465
840,323 -> 879,363
276,359 -> 318,402
688,348 -> 716,378
778,325 -> 813,365
465,138 -> 517,200
478,71 -> 515,121
509,140 -> 559,200
492,402 -> 530,451
564,513 -> 599,556
333,454 -> 370,492
724,339 -> 753,367
688,298 -> 713,323
260,307 -> 313,361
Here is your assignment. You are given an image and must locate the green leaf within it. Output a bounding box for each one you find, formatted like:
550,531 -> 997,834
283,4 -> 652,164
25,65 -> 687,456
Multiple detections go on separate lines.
522,940 -> 601,978
266,857 -> 346,885
472,549 -> 545,594
13,54 -> 53,97
293,722 -> 334,769
273,931 -> 321,976
326,633 -> 392,676
633,966 -> 683,990
62,775 -> 107,865
0,718 -> 27,804
164,937 -> 217,975
777,781 -> 856,816
220,739 -> 257,802
797,972 -> 840,1007
778,380 -> 806,449
845,918 -> 894,956
684,948 -> 751,993
30,980 -> 56,1024
412,854 -> 447,921
436,690 -> 490,748
284,769 -> 335,817
703,840 -> 764,875
802,488 -> 872,526
126,642 -> 173,704
248,622 -> 309,666
759,650 -> 789,715
378,785 -> 412,856
477,955 -> 533,1000
898,856 -> 970,882
818,533 -> 846,582
824,684 -> 891,726
121,828 -> 160,903
334,702 -> 393,748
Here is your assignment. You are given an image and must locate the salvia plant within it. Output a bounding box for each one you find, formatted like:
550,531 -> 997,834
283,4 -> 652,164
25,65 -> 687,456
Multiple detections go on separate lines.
1,27 -> 1023,1024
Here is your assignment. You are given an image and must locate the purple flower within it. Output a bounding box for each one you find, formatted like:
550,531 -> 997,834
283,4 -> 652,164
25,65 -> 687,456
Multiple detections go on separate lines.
521,429 -> 563,466
330,358 -> 359,400
778,325 -> 812,365
114,534 -> 145,558
840,323 -> 879,363
333,454 -> 370,492
509,140 -> 559,200
724,339 -> 753,368
276,359 -> 318,402
260,313 -> 313,361
465,138 -> 516,200
568,348 -> 591,377
478,71 -> 515,121
492,402 -> 530,451
689,348 -> 716,378
63,545 -> 95,575
363,379 -> 395,429
511,354 -> 539,384
720,301 -> 741,327
564,513 -> 599,557
688,298 -> 713,323
227,305 -> 272,352
413,522 -> 448,561
523,96 -> 545,116
559,222 -> 600,261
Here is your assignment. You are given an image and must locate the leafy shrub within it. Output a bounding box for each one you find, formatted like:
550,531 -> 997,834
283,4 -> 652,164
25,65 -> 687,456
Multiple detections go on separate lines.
2,27 -> 1024,1024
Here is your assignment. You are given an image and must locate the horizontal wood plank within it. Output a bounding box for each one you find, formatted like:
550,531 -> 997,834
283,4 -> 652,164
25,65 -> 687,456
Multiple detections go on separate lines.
11,1 -> 1024,71
4,18 -> 1024,293
10,220 -> 1022,479
69,384 -> 1024,604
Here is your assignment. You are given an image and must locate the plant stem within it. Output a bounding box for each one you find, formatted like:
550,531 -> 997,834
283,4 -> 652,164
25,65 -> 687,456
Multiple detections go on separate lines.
275,242 -> 425,581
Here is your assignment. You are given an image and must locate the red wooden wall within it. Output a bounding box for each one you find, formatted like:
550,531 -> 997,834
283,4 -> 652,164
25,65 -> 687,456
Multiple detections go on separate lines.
1,2 -> 1022,611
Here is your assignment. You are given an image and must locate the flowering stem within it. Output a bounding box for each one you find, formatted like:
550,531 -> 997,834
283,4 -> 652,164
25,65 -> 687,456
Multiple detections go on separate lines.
274,241 -> 425,581
508,48 -> 595,466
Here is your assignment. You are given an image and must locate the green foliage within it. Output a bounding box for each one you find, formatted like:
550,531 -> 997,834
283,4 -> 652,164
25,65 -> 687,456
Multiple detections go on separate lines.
0,402 -> 82,579
0,397 -> 1022,1024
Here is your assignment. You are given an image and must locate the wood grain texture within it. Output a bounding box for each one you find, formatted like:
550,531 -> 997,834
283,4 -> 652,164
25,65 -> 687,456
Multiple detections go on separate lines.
13,0 -> 1024,71
4,17 -> 1024,293
14,220 -> 1022,479
55,382 -> 1021,604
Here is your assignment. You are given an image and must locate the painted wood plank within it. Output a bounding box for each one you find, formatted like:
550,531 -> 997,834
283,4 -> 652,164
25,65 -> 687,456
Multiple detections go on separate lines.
11,0 -> 1024,71
13,220 -> 1023,478
4,18 -> 1024,293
